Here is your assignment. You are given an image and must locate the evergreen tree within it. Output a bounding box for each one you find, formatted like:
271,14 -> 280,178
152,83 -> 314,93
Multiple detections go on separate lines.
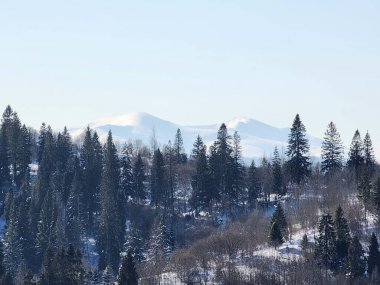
150,148 -> 166,207
211,124 -> 234,212
97,131 -> 124,272
368,233 -> 380,277
321,122 -> 344,176
285,114 -> 311,184
357,170 -> 371,222
272,147 -> 284,196
315,213 -> 337,271
132,154 -> 146,204
117,251 -> 138,285
372,177 -> 380,211
230,131 -> 245,210
0,126 -> 10,191
363,131 -> 376,177
346,236 -> 366,278
163,141 -> 175,215
173,128 -> 187,164
247,160 -> 260,208
269,222 -> 283,248
37,122 -> 48,163
124,223 -> 144,262
190,135 -> 210,214
66,157 -> 84,247
334,206 -> 350,265
270,204 -> 287,237
347,130 -> 364,180
80,127 -> 102,234
120,147 -> 133,208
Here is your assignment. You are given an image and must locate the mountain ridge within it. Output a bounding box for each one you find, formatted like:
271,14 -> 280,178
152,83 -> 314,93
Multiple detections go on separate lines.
70,112 -> 322,160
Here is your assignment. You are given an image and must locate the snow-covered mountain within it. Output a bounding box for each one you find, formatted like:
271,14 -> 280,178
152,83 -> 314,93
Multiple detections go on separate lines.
70,112 -> 322,161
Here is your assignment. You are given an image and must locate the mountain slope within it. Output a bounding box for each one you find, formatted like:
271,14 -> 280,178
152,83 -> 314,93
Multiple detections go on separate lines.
70,112 -> 322,160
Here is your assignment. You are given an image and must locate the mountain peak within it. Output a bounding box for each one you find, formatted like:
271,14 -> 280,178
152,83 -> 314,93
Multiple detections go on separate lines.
91,112 -> 173,128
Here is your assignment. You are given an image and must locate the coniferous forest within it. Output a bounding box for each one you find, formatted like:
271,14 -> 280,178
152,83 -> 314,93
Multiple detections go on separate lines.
1,105 -> 380,285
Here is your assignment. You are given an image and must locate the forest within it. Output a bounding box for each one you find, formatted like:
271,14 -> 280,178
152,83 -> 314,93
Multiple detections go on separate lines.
0,105 -> 379,285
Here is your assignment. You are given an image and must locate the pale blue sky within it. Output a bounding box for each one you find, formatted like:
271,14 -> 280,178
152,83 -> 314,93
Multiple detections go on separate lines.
1,1 -> 380,154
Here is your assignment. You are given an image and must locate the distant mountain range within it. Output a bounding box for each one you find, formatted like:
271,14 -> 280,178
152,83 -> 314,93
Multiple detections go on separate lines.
70,112 -> 322,161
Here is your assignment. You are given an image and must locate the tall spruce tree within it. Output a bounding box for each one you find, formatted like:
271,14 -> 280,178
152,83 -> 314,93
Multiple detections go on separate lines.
363,131 -> 376,177
269,222 -> 283,248
368,233 -> 380,277
272,147 -> 284,196
346,236 -> 365,278
173,128 -> 186,164
247,160 -> 260,207
211,124 -> 234,212
315,213 -> 337,271
373,177 -> 380,211
230,131 -> 245,210
334,206 -> 350,266
117,251 -> 138,285
66,157 -> 84,248
190,135 -> 210,214
321,122 -> 344,176
97,131 -> 124,272
285,114 -> 311,184
120,146 -> 133,209
132,154 -> 146,204
150,148 -> 166,207
270,204 -> 288,238
80,127 -> 102,234
347,130 -> 364,180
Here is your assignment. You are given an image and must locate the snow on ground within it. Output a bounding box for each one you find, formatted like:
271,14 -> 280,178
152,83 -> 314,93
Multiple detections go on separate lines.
252,227 -> 315,262
82,237 -> 99,269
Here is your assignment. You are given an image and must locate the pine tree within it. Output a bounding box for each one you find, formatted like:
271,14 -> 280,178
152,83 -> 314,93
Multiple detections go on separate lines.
315,213 -> 337,271
150,148 -> 166,207
66,157 -> 84,247
270,204 -> 288,238
372,177 -> 380,211
0,125 -> 11,191
357,170 -> 371,222
173,128 -> 187,164
347,130 -> 364,181
247,160 -> 260,208
269,222 -> 283,248
368,233 -> 380,277
272,147 -> 284,196
363,131 -> 376,177
334,206 -> 350,266
212,124 -> 234,212
346,236 -> 365,278
321,122 -> 344,176
190,135 -> 210,214
97,131 -> 124,272
163,141 -> 175,215
117,251 -> 138,285
124,223 -> 144,262
80,127 -> 102,234
230,131 -> 245,211
285,114 -> 311,184
120,146 -> 133,208
132,154 -> 146,204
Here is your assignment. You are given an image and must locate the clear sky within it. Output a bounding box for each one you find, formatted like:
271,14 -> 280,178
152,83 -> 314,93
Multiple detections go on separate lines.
1,1 -> 380,154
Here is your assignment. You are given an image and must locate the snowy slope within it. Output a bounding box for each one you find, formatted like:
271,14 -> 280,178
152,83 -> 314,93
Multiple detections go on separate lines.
70,112 -> 322,160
